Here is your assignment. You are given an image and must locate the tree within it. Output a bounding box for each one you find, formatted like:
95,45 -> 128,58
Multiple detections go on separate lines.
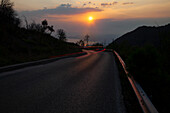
28,21 -> 43,32
41,19 -> 55,34
77,39 -> 84,47
41,19 -> 48,32
42,19 -> 48,27
23,16 -> 28,29
84,34 -> 90,46
57,29 -> 66,41
47,26 -> 55,35
0,0 -> 20,26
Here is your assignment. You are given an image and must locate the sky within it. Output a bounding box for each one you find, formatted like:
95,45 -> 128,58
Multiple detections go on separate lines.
11,0 -> 170,44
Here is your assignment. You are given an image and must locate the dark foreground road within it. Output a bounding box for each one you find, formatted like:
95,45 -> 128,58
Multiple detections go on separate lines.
0,50 -> 126,113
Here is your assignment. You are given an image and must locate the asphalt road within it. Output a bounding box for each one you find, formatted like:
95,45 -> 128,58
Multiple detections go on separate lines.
0,50 -> 126,113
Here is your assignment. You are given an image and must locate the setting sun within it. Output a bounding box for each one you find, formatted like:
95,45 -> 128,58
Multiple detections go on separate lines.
88,16 -> 93,21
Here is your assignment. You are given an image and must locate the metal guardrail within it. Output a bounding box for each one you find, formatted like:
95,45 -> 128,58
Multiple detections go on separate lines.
113,50 -> 159,113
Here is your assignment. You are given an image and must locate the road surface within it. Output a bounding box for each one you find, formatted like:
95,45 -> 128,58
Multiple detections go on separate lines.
0,50 -> 126,113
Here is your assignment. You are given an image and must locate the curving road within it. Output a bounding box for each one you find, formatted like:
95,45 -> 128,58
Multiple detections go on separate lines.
0,50 -> 126,113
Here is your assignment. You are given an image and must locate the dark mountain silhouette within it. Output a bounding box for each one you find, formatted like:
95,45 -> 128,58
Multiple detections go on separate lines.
111,24 -> 170,47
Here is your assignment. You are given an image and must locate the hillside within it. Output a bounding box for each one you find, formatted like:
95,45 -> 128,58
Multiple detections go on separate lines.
0,0 -> 82,67
0,26 -> 81,67
112,24 -> 170,47
107,24 -> 170,113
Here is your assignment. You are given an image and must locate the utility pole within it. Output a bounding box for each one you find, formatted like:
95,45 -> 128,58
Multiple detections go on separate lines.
85,34 -> 90,46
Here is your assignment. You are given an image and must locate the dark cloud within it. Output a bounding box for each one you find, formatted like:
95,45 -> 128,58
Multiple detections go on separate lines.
101,3 -> 111,7
20,5 -> 103,16
101,2 -> 118,7
83,1 -> 95,6
60,3 -> 72,8
122,2 -> 134,5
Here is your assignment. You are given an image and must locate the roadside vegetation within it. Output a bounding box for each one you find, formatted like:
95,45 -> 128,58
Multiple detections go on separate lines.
107,24 -> 170,113
113,51 -> 143,113
0,0 -> 81,67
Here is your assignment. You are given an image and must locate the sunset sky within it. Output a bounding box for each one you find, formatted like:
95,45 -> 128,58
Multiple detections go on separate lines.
11,0 -> 170,44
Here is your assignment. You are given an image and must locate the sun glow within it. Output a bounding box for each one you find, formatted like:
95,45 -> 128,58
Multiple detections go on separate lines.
88,16 -> 93,21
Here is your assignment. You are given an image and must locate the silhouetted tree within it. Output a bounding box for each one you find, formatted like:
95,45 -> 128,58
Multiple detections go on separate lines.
57,29 -> 66,41
47,25 -> 55,35
28,21 -> 43,32
41,19 -> 55,34
77,39 -> 84,47
84,34 -> 90,46
41,19 -> 48,32
23,16 -> 29,29
0,0 -> 20,26
0,0 -> 14,17
42,19 -> 48,27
